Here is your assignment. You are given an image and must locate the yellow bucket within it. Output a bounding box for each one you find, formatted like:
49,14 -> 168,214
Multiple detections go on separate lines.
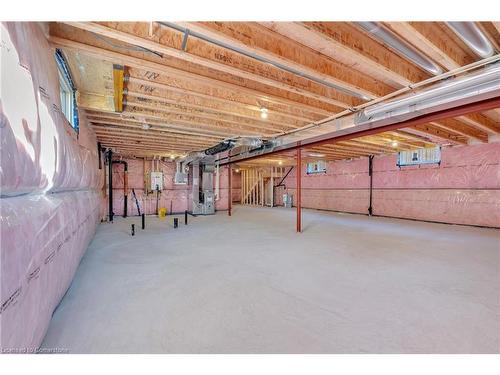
158,207 -> 167,219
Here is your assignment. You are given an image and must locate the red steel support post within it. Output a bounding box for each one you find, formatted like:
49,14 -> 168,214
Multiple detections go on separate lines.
296,148 -> 302,233
228,164 -> 232,216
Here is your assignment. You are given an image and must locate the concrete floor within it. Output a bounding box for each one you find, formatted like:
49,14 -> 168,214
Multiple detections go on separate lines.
41,206 -> 500,353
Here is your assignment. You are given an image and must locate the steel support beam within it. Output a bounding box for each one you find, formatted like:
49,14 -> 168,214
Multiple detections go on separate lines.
228,165 -> 232,216
368,155 -> 374,216
296,147 -> 302,233
218,96 -> 500,166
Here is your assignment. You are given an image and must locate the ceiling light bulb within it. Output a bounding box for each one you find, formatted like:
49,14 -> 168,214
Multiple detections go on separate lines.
391,141 -> 398,148
260,107 -> 268,119
235,169 -> 240,173
278,160 -> 283,165
169,155 -> 175,160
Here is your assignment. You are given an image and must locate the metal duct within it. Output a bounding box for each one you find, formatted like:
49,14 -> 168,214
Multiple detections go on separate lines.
355,22 -> 443,76
217,63 -> 500,165
360,62 -> 500,122
204,140 -> 235,155
446,22 -> 494,58
159,21 -> 371,100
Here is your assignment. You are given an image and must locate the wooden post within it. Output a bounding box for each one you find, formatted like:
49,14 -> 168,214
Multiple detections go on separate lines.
296,148 -> 302,233
228,165 -> 232,216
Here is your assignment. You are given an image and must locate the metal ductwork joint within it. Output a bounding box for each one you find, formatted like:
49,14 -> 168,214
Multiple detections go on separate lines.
446,22 -> 494,59
355,22 -> 443,76
355,62 -> 500,126
176,137 -> 265,214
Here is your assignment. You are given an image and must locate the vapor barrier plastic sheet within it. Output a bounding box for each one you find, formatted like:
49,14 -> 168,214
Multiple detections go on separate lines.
0,23 -> 103,352
0,191 -> 100,351
0,23 -> 101,197
277,143 -> 500,227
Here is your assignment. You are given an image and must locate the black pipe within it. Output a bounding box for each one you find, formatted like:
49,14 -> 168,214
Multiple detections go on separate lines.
368,155 -> 374,216
184,210 -> 188,225
142,213 -> 145,230
155,185 -> 160,216
97,142 -> 102,169
274,166 -> 294,188
131,224 -> 135,236
132,189 -> 141,216
107,150 -> 113,222
203,140 -> 235,155
112,160 -> 128,218
174,218 -> 178,228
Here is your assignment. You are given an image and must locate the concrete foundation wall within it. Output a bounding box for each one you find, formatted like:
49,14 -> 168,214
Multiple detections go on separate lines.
277,143 -> 500,228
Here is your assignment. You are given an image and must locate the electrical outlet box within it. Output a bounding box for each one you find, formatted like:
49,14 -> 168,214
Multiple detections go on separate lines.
150,172 -> 163,191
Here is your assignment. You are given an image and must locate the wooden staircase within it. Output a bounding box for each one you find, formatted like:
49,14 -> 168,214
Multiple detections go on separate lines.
241,167 -> 286,206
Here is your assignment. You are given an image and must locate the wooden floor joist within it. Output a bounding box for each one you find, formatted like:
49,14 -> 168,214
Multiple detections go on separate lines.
48,21 -> 500,160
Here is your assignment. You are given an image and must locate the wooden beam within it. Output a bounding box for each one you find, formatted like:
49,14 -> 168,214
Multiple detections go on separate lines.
411,124 -> 468,145
384,22 -> 462,70
127,73 -> 324,122
91,126 -> 215,146
94,136 -> 210,151
113,64 -> 124,112
124,104 -> 276,136
222,96 -> 500,165
178,22 -> 390,99
86,117 -> 223,141
50,34 -> 340,121
431,118 -> 488,142
126,86 -> 309,128
263,22 -> 429,88
459,114 -> 500,135
124,93 -> 296,132
62,22 -> 357,109
98,138 -> 200,152
85,113 -> 230,138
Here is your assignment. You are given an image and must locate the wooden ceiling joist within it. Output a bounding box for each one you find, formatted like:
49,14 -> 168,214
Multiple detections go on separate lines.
86,114 -> 242,138
49,21 -> 499,159
126,68 -> 330,119
123,105 -> 276,136
458,114 -> 500,135
125,85 -> 310,128
431,118 -> 489,142
175,22 -> 391,99
90,126 -> 216,146
407,124 -> 468,145
123,95 -> 296,132
87,116 -> 223,140
49,32 -> 342,119
61,22 -> 360,109
263,22 -> 430,88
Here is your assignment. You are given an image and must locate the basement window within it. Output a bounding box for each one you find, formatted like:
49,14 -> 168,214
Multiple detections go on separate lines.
397,146 -> 441,167
306,160 -> 327,175
55,49 -> 79,131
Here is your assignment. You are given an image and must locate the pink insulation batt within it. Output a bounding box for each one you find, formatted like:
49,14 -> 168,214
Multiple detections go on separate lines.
278,142 -> 500,227
110,159 -> 231,216
1,23 -> 102,350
